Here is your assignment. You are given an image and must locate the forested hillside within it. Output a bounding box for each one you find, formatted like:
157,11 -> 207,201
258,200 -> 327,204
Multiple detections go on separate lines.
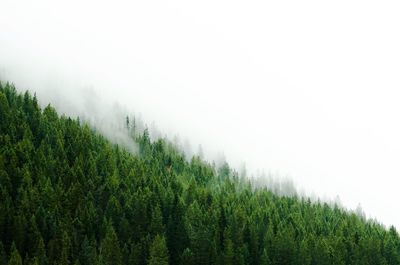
1,82 -> 400,265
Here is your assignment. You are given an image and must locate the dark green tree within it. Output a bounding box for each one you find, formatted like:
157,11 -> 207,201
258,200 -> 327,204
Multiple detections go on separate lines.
148,235 -> 169,265
179,248 -> 194,265
8,243 -> 22,265
99,223 -> 122,265
0,242 -> 7,265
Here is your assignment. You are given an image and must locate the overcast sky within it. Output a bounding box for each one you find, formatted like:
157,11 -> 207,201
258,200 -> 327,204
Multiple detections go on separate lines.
1,0 -> 400,228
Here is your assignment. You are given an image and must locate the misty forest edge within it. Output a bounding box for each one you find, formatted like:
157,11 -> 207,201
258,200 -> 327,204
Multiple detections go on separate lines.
1,81 -> 400,265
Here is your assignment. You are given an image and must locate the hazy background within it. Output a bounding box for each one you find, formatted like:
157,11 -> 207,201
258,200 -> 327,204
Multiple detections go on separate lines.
1,0 -> 400,228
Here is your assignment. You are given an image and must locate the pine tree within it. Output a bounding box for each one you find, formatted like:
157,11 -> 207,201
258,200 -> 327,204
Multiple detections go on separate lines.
26,257 -> 39,265
58,231 -> 72,265
80,236 -> 97,265
179,248 -> 194,265
150,205 -> 165,237
99,223 -> 122,265
0,242 -> 7,265
11,213 -> 26,256
8,243 -> 22,265
0,91 -> 10,134
260,248 -> 271,265
35,236 -> 47,265
223,238 -> 234,265
148,235 -> 169,265
129,241 -> 143,265
298,239 -> 311,265
26,215 -> 41,258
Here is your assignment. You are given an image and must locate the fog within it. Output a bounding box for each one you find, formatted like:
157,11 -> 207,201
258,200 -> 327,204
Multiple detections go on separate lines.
1,0 -> 400,228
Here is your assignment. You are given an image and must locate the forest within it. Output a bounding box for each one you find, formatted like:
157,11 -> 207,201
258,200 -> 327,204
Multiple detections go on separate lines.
1,81 -> 400,265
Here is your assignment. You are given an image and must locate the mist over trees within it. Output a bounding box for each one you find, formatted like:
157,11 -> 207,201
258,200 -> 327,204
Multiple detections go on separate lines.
1,82 -> 400,264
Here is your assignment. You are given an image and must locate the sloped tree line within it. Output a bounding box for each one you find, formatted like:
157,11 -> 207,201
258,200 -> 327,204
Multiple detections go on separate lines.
0,82 -> 399,265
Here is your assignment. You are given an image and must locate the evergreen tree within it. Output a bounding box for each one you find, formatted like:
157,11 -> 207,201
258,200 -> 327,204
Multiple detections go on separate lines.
148,235 -> 169,265
179,248 -> 194,265
99,223 -> 122,265
150,205 -> 165,237
8,243 -> 22,265
79,236 -> 97,265
35,236 -> 47,265
0,242 -> 7,265
0,91 -> 10,134
260,248 -> 271,265
58,231 -> 71,265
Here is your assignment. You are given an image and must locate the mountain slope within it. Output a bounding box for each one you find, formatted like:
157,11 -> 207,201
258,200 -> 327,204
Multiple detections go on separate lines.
0,82 -> 399,265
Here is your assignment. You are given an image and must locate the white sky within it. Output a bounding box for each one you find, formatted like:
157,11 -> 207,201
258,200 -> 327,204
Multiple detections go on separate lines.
1,0 -> 400,228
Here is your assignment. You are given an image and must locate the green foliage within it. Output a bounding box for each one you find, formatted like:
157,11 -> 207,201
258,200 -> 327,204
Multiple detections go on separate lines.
180,248 -> 194,265
99,222 -> 122,265
8,243 -> 22,265
0,83 -> 400,264
148,235 -> 169,265
0,242 -> 7,265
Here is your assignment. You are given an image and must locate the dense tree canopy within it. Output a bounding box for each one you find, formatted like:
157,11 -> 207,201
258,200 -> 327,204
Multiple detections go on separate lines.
1,82 -> 400,264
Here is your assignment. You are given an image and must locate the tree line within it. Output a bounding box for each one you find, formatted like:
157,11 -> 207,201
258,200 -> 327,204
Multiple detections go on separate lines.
1,82 -> 400,264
